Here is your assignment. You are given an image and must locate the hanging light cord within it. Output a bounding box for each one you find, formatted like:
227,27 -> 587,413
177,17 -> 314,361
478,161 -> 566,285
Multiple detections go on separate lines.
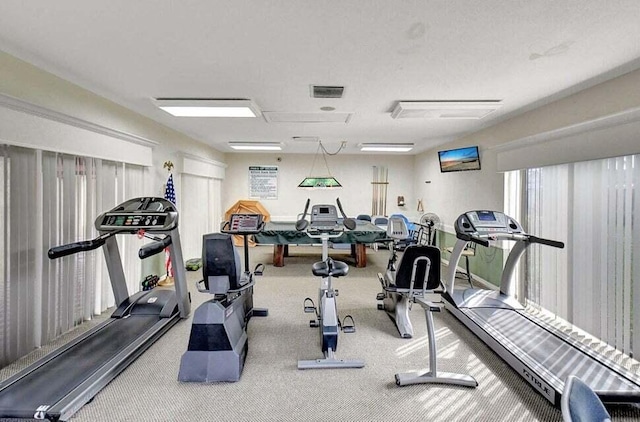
308,141 -> 346,176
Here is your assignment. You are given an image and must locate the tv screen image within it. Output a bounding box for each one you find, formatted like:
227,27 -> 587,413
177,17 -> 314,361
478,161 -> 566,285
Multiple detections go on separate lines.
438,146 -> 481,173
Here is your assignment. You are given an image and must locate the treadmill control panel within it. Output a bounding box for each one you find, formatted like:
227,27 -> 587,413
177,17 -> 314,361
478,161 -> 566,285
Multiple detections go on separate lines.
95,197 -> 178,232
455,210 -> 523,237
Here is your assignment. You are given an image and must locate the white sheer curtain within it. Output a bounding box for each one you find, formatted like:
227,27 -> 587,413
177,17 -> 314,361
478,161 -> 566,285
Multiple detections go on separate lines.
180,174 -> 215,260
0,146 -> 39,366
523,154 -> 640,356
0,146 -> 149,367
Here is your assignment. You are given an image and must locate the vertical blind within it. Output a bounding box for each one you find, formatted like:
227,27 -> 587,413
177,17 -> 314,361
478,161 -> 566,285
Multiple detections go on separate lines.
522,154 -> 640,357
0,145 -> 148,366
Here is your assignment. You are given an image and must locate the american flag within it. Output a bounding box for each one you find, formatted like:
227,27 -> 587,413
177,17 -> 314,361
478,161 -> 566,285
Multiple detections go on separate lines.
165,173 -> 176,278
164,173 -> 176,205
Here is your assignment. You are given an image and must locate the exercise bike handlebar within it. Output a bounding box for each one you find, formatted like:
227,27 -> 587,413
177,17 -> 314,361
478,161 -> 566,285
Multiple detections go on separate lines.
138,235 -> 172,259
48,231 -> 120,259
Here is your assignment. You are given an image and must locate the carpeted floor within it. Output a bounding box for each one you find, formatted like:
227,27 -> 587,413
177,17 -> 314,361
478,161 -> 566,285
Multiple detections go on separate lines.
2,245 -> 640,421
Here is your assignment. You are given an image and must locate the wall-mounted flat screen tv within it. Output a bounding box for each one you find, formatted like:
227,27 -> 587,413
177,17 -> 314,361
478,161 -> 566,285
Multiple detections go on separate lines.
438,146 -> 481,173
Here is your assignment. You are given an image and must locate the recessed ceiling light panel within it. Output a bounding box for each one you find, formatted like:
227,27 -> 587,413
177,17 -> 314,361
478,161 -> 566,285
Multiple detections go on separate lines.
263,112 -> 352,123
391,101 -> 502,119
153,98 -> 261,117
228,142 -> 282,151
360,143 -> 414,152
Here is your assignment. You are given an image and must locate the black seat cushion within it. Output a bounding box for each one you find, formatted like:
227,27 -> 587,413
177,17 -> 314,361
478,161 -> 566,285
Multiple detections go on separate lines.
312,259 -> 349,278
394,245 -> 441,291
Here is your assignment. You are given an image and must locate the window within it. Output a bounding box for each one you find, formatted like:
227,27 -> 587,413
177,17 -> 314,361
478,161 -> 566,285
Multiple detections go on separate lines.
0,145 -> 148,366
515,154 -> 640,357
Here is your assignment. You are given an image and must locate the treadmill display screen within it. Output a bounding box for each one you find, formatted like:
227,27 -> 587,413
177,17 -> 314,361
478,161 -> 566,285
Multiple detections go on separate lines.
477,211 -> 496,221
319,207 -> 330,214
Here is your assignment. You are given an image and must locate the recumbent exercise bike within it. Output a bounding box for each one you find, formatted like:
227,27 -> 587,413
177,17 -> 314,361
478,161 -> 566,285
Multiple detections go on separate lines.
179,213 -> 267,382
377,216 -> 476,387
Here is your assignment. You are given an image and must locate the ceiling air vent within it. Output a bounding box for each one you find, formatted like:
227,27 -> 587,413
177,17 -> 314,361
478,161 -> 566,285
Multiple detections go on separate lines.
311,85 -> 345,99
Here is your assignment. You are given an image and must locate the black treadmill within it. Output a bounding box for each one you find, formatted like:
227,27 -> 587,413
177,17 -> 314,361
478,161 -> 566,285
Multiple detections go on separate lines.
443,210 -> 640,407
0,197 -> 191,421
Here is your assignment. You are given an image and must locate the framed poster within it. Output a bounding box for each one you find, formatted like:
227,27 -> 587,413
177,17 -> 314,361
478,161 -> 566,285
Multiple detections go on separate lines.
249,166 -> 278,199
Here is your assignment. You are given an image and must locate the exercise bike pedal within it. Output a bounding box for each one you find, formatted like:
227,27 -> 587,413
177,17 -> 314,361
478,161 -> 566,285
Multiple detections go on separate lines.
253,263 -> 265,276
303,297 -> 317,314
341,315 -> 356,333
309,320 -> 319,328
376,292 -> 385,301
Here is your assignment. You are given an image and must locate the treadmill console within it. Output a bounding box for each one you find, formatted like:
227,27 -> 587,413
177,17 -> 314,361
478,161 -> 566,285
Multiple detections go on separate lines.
226,214 -> 264,234
96,197 -> 178,232
310,204 -> 340,231
455,210 -> 523,237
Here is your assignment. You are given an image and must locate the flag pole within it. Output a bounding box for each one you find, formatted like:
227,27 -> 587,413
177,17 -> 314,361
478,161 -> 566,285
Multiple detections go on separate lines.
159,161 -> 176,287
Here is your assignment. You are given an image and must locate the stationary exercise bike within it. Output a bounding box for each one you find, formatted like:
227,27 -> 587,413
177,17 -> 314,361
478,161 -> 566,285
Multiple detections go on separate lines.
179,213 -> 267,382
295,198 -> 364,369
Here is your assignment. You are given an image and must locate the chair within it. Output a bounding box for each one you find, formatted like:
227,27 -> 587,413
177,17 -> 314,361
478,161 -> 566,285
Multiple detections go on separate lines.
382,245 -> 477,388
371,216 -> 389,250
561,375 -> 611,422
356,214 -> 372,222
445,242 -> 476,288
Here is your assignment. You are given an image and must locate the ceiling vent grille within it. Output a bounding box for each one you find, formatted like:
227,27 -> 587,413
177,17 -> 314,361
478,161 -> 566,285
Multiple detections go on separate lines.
311,85 -> 345,98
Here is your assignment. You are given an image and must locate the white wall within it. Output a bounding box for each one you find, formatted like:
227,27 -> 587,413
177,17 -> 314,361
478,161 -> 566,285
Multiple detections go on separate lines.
414,66 -> 640,229
222,153 -> 416,220
0,50 -> 224,197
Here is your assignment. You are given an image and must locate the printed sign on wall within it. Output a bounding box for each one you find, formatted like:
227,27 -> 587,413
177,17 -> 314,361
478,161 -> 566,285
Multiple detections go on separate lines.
249,166 -> 278,199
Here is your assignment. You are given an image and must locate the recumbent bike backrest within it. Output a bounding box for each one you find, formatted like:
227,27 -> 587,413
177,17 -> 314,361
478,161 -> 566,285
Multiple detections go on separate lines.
202,233 -> 245,294
395,245 -> 441,291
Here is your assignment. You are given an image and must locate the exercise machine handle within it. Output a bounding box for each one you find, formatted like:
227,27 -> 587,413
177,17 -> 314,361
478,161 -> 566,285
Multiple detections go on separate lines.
139,235 -> 172,259
457,233 -> 490,248
48,232 -> 115,259
336,197 -> 356,230
295,199 -> 311,231
529,235 -> 565,249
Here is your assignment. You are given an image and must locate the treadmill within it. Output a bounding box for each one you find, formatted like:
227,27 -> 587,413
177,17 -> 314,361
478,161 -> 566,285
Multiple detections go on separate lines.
0,197 -> 191,421
443,210 -> 640,407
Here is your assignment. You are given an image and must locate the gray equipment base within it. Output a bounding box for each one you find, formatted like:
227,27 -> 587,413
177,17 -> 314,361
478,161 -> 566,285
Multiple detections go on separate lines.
179,296 -> 249,382
298,348 -> 365,370
395,298 -> 477,388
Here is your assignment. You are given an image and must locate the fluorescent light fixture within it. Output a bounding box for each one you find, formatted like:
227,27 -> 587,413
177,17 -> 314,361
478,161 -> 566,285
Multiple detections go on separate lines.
360,143 -> 414,152
229,142 -> 282,151
298,177 -> 342,189
153,99 -> 261,117
391,101 -> 502,119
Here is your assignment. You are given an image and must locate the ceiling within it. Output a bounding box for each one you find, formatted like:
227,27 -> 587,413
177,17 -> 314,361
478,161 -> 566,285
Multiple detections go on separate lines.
1,1 -> 640,155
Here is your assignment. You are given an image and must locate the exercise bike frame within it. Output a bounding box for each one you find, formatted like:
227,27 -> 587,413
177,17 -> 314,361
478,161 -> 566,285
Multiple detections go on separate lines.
298,229 -> 365,370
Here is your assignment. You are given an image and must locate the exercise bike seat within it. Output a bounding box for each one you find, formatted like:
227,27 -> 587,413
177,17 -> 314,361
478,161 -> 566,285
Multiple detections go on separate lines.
312,259 -> 349,278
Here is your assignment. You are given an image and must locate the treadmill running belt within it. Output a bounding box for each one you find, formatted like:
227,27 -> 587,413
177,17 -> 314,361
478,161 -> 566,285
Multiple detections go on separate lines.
0,315 -> 160,417
465,307 -> 640,394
